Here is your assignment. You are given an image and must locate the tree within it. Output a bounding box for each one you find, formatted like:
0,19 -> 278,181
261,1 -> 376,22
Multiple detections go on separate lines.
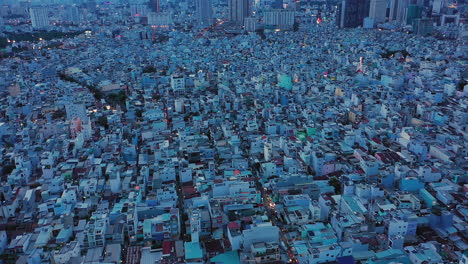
228,211 -> 238,221
152,93 -> 161,101
97,116 -> 108,129
52,109 -> 66,120
3,30 -> 84,45
457,79 -> 466,91
151,240 -> 162,249
89,85 -> 103,100
106,90 -> 127,107
142,65 -> 156,73
293,21 -> 299,32
135,109 -> 143,118
432,206 -> 442,216
1,165 -> 15,176
329,177 -> 342,194
288,189 -> 302,195
256,29 -> 266,40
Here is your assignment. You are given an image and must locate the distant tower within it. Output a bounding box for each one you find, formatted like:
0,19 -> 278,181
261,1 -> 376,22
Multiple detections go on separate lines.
337,0 -> 370,28
196,0 -> 213,27
149,0 -> 160,13
432,0 -> 443,14
86,0 -> 97,11
64,6 -> 81,24
30,7 -> 49,29
413,18 -> 433,35
131,4 -> 149,17
406,4 -> 422,25
244,17 -> 258,32
369,0 -> 387,24
388,0 -> 409,23
272,0 -> 283,9
264,9 -> 295,30
229,0 -> 252,25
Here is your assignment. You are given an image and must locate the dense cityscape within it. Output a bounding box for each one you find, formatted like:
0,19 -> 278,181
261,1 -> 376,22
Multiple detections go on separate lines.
0,0 -> 467,263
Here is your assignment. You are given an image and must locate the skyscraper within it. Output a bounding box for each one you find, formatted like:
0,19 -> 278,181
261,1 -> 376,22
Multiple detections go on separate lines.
149,0 -> 160,13
86,0 -> 97,11
264,9 -> 295,30
229,0 -> 252,25
272,0 -> 283,9
244,17 -> 258,32
337,0 -> 370,28
148,12 -> 172,27
63,6 -> 81,24
195,0 -> 213,27
30,7 -> 49,29
131,4 -> 149,17
413,18 -> 433,35
388,0 -> 408,23
369,0 -> 387,24
406,4 -> 422,25
432,0 -> 443,14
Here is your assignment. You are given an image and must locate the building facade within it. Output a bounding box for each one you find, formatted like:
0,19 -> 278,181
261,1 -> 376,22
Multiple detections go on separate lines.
30,7 -> 49,29
229,0 -> 252,25
196,0 -> 213,27
337,0 -> 370,28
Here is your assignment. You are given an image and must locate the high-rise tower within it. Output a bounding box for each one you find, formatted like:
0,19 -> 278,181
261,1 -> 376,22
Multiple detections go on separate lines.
337,0 -> 370,28
388,0 -> 409,23
149,0 -> 160,13
30,7 -> 49,29
196,0 -> 213,27
229,0 -> 252,25
369,0 -> 387,24
63,5 -> 81,24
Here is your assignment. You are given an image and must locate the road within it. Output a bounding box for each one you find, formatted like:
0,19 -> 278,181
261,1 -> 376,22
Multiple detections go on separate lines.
253,167 -> 299,264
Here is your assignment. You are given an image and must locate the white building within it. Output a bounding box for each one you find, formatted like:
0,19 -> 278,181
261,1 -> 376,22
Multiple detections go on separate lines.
175,98 -> 185,113
369,0 -> 387,24
63,6 -> 81,24
460,253 -> 468,264
130,4 -> 149,17
157,166 -> 177,182
180,167 -> 193,183
148,12 -> 172,27
264,9 -> 295,29
170,75 -> 186,95
229,0 -> 251,25
195,0 -> 213,26
65,103 -> 87,121
388,217 -> 408,238
242,222 -> 280,249
30,7 -> 49,29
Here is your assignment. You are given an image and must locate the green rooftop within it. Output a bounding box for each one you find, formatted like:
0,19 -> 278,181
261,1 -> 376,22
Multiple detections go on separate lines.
185,241 -> 203,260
210,251 -> 240,264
